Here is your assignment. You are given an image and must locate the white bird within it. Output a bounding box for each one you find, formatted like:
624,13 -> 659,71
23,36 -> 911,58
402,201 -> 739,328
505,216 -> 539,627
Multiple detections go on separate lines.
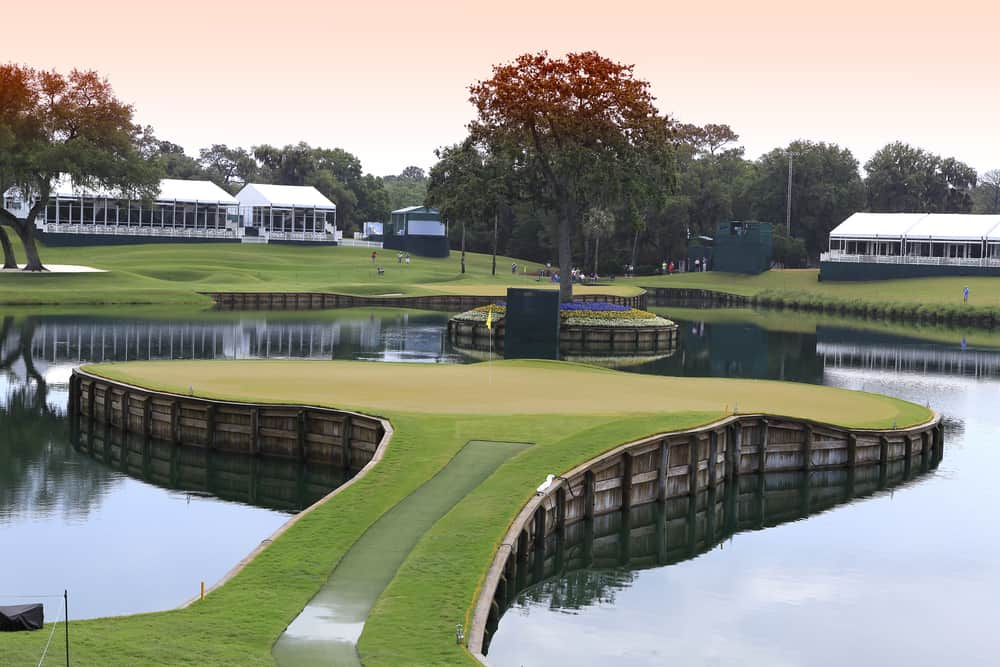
536,474 -> 555,495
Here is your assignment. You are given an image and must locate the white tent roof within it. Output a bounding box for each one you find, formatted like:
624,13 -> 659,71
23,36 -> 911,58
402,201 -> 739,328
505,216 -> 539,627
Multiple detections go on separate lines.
50,176 -> 238,204
905,214 -> 1000,241
236,183 -> 336,209
828,213 -> 927,239
830,212 -> 1000,241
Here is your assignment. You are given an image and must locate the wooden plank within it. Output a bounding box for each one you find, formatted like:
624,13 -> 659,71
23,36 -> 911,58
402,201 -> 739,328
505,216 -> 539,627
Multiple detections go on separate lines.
656,440 -> 670,502
759,419 -> 769,473
621,453 -> 633,512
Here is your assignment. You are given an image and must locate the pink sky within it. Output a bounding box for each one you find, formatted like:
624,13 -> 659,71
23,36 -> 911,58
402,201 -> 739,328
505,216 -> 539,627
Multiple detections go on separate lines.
6,0 -> 999,177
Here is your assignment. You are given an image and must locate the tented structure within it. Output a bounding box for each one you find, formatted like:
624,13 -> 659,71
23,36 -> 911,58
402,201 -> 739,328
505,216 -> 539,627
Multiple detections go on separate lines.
235,184 -> 337,243
383,206 -> 449,257
821,213 -> 1000,280
3,177 -> 241,246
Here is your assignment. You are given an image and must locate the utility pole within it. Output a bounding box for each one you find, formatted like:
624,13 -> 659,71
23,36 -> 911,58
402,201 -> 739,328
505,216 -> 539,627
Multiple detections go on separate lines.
785,152 -> 794,236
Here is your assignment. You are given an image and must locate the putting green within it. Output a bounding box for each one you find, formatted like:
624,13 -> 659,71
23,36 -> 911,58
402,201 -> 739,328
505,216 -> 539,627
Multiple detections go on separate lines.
92,358 -> 928,429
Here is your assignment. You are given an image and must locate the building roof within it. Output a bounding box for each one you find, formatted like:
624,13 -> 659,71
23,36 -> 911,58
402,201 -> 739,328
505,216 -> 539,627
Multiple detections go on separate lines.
236,183 -> 336,209
828,213 -> 927,239
48,176 -> 238,204
905,214 -> 1000,241
830,213 -> 1000,241
392,206 -> 438,215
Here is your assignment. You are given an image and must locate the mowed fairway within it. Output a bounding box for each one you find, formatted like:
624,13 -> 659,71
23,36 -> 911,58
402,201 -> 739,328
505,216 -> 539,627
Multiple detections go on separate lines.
90,358 -> 926,427
0,237 -> 638,305
0,360 -> 931,666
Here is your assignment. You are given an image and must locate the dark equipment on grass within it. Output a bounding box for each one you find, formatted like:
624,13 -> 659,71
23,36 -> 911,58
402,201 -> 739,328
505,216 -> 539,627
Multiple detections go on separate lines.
0,603 -> 43,631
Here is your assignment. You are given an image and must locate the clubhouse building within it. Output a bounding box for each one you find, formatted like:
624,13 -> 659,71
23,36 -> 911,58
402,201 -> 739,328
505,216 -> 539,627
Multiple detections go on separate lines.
820,212 -> 1000,281
2,177 -> 339,246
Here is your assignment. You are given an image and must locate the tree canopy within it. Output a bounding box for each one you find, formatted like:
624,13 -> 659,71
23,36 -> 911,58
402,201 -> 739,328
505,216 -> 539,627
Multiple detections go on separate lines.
468,51 -> 673,300
0,64 -> 159,270
865,142 -> 977,214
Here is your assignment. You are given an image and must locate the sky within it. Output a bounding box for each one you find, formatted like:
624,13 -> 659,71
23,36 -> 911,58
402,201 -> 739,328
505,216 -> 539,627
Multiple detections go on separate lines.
5,0 -> 999,178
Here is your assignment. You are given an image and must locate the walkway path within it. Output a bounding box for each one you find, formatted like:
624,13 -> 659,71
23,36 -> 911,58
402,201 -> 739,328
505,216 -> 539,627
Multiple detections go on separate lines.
272,439 -> 532,666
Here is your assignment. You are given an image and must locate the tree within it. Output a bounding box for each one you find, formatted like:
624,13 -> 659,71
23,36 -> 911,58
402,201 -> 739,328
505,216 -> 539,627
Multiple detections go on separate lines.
468,51 -> 672,301
865,142 -> 977,213
749,141 -> 865,259
199,144 -> 256,191
0,65 -> 159,270
383,166 -> 429,211
581,207 -> 615,274
973,169 -> 1000,214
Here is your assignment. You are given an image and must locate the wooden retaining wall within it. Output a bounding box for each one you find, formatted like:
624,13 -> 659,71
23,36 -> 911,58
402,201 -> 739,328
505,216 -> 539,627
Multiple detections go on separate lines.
644,287 -> 751,308
468,412 -> 943,660
69,370 -> 384,469
206,291 -> 647,312
447,319 -> 679,356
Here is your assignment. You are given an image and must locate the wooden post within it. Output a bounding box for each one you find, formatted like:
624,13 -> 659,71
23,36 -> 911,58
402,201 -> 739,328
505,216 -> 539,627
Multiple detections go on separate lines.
583,470 -> 595,521
555,487 -> 566,542
879,435 -> 889,468
88,381 -> 96,420
205,404 -> 216,449
921,431 -> 930,470
708,431 -> 718,489
802,424 -> 813,473
759,419 -> 769,474
656,440 -> 670,502
904,434 -> 913,462
120,391 -> 129,431
68,374 -> 79,418
732,421 -> 742,477
143,396 -> 152,439
847,433 -> 858,468
298,411 -> 309,462
251,408 -> 260,455
341,414 -> 353,468
102,385 -> 111,425
171,399 -> 181,445
621,453 -> 633,512
688,435 -> 699,497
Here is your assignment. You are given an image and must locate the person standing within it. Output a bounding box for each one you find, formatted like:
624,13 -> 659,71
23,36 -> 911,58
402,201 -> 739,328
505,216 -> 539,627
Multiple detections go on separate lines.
963,286 -> 970,304
371,250 -> 377,264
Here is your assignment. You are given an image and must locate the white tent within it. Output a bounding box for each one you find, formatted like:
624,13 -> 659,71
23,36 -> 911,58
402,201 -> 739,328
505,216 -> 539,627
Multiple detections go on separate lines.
826,213 -> 1000,262
235,184 -> 336,241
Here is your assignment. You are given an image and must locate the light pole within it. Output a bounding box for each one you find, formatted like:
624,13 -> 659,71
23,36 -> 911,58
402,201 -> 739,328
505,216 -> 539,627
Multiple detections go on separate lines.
785,152 -> 794,236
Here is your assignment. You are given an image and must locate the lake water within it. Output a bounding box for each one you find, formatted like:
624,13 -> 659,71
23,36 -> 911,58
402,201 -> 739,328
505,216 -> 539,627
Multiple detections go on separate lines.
0,309 -> 457,619
486,314 -> 1000,667
3,306 -> 998,665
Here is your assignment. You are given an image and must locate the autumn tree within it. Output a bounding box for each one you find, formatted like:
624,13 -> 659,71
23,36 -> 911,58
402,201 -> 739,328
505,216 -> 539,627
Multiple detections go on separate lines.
0,64 -> 158,270
865,142 -> 977,213
468,51 -> 672,301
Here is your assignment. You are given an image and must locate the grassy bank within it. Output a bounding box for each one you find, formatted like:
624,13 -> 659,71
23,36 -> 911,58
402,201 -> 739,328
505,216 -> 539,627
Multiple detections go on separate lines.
0,360 -> 930,666
0,237 -> 636,305
635,270 -> 1000,326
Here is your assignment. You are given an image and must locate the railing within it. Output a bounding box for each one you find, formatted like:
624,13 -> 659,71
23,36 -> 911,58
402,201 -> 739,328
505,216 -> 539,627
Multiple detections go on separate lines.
42,223 -> 236,238
821,251 -> 1000,268
335,238 -> 383,249
265,231 -> 330,242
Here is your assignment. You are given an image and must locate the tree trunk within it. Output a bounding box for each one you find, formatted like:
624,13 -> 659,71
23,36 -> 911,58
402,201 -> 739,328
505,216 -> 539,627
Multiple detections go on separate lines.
13,221 -> 44,271
593,237 -> 600,276
460,222 -> 466,274
0,227 -> 17,269
582,235 -> 591,273
558,204 -> 573,303
491,212 -> 497,276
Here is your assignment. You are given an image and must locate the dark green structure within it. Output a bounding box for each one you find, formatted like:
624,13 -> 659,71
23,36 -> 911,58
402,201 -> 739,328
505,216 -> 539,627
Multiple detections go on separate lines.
383,206 -> 450,258
712,221 -> 773,274
503,288 -> 560,360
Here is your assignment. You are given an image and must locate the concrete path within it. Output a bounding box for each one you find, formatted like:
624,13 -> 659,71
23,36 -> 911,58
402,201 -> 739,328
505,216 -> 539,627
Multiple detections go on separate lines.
272,439 -> 532,667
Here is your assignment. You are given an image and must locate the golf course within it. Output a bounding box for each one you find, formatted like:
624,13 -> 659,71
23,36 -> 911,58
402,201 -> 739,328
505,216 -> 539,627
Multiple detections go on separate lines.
0,357 -> 932,666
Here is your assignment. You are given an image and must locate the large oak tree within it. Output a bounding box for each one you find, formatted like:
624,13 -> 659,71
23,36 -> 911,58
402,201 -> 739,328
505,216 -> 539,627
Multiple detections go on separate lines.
468,51 -> 672,301
0,64 -> 159,270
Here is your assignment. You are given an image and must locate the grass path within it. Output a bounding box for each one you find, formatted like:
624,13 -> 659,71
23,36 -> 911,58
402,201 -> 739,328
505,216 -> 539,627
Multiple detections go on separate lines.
272,439 -> 531,667
0,360 -> 931,666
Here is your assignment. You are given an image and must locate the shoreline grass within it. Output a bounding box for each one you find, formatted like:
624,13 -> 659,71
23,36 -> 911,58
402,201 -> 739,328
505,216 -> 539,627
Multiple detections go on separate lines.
0,359 -> 931,666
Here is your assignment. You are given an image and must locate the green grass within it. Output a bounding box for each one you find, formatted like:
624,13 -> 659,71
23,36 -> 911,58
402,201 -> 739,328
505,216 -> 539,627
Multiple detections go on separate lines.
0,360 -> 930,666
0,236 -> 637,305
631,269 -> 1000,322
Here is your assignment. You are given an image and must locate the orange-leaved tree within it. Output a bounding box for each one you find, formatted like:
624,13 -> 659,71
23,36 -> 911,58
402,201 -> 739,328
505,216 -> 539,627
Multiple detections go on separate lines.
0,64 -> 159,271
468,51 -> 673,301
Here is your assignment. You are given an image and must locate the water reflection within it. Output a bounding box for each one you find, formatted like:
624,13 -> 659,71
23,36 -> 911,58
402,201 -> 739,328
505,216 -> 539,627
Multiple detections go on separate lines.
485,460 -> 939,656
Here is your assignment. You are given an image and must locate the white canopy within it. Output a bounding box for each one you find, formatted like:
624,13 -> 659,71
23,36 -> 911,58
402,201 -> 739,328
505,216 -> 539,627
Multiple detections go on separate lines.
236,184 -> 336,209
830,213 -> 1000,242
905,214 -> 1000,241
48,176 -> 238,204
828,213 -> 926,239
